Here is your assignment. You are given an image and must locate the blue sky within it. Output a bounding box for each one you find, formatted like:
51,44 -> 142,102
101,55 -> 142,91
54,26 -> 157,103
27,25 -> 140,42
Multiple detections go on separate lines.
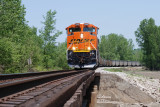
22,0 -> 160,48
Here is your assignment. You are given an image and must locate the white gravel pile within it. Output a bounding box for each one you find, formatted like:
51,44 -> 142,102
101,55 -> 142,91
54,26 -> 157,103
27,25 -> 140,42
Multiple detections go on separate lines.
96,67 -> 160,103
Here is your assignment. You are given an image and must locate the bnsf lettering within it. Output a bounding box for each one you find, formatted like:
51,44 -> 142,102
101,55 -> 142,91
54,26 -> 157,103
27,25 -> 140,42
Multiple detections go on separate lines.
69,39 -> 95,44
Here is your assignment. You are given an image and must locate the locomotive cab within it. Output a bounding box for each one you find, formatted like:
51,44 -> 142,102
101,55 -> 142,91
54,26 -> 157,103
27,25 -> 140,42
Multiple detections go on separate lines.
66,23 -> 99,68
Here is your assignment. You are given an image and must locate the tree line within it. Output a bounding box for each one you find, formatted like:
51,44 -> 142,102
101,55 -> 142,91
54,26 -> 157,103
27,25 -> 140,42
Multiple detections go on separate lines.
0,0 -> 69,73
99,34 -> 136,61
0,0 -> 159,73
99,18 -> 160,70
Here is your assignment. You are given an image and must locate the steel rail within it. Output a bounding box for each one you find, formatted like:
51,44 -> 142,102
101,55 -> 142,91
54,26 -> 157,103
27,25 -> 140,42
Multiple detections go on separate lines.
0,70 -> 94,107
0,70 -> 88,98
0,69 -> 76,81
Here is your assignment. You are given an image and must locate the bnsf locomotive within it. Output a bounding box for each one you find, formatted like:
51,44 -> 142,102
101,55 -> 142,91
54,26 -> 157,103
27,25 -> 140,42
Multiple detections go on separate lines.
66,23 -> 141,68
66,23 -> 99,68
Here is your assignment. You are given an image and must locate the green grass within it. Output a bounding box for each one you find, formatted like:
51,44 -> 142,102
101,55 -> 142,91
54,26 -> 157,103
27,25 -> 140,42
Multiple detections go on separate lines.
103,68 -> 123,72
103,68 -> 145,78
33,66 -> 64,72
103,67 -> 156,80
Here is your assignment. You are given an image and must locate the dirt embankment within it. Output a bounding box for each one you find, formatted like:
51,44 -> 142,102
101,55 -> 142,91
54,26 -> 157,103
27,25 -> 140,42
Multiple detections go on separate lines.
95,67 -> 160,107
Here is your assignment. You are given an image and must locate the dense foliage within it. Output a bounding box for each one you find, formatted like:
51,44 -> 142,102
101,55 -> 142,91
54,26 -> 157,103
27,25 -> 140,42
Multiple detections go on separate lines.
39,10 -> 62,69
135,18 -> 160,70
99,34 -> 141,61
0,0 -> 69,73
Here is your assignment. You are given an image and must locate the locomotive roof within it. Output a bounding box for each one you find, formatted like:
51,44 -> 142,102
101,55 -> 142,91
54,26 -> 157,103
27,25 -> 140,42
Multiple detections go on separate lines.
66,23 -> 99,30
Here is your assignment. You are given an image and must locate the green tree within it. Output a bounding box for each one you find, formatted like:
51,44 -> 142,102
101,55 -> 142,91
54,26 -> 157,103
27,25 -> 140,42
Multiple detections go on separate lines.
132,49 -> 143,62
99,33 -> 134,60
0,0 -> 44,73
0,38 -> 13,68
54,41 -> 70,69
39,10 -> 62,69
0,0 -> 26,38
135,18 -> 160,70
0,0 -> 27,73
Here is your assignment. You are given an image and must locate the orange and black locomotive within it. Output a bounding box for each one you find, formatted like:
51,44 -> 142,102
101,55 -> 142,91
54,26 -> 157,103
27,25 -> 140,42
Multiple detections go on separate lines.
66,23 -> 99,68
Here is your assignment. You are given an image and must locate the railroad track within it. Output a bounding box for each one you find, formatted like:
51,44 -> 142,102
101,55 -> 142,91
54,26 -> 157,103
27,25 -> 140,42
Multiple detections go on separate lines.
0,69 -> 95,107
0,70 -> 75,84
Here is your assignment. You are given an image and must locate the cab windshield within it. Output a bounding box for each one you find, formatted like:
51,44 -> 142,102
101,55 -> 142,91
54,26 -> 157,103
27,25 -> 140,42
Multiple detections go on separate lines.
69,27 -> 81,32
83,27 -> 95,32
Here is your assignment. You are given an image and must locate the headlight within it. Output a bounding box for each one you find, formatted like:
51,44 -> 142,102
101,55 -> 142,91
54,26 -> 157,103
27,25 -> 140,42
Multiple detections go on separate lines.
88,47 -> 91,50
72,47 -> 76,50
